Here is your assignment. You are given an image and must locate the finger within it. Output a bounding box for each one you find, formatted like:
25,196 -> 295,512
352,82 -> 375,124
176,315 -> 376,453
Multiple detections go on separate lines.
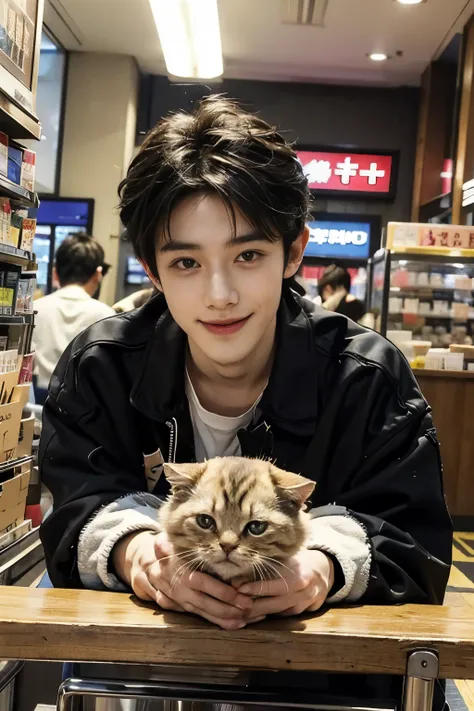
154,533 -> 174,559
188,571 -> 253,611
238,578 -> 297,597
155,590 -> 184,612
182,604 -> 248,631
185,589 -> 251,620
250,584 -> 321,617
132,573 -> 159,603
273,592 -> 327,618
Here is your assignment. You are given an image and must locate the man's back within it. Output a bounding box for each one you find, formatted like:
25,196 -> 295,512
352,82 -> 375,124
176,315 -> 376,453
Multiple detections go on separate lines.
33,285 -> 114,389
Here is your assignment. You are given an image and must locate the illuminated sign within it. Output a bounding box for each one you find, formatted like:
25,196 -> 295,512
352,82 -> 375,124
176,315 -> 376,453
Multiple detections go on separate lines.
297,149 -> 397,198
305,220 -> 371,260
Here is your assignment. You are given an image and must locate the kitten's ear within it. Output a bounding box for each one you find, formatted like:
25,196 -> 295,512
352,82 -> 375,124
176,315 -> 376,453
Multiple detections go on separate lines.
163,462 -> 203,488
270,465 -> 315,506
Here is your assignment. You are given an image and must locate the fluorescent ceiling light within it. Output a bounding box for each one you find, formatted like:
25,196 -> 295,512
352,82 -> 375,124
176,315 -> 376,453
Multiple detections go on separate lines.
369,53 -> 388,61
150,0 -> 223,79
396,0 -> 425,4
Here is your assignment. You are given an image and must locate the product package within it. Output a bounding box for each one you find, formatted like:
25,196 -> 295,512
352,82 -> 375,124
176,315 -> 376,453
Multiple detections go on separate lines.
15,274 -> 35,314
0,132 -> 8,177
8,212 -> 22,247
0,266 -> 20,316
19,217 -> 36,251
7,144 -> 22,185
0,199 -> 11,245
0,319 -> 27,375
20,150 -> 35,192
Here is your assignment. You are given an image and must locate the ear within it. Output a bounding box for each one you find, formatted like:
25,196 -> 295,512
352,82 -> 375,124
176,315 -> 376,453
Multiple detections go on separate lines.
140,259 -> 162,293
283,226 -> 309,279
163,462 -> 203,488
270,464 -> 315,506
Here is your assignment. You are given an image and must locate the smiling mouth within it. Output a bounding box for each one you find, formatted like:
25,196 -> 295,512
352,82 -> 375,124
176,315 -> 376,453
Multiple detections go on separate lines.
200,315 -> 252,335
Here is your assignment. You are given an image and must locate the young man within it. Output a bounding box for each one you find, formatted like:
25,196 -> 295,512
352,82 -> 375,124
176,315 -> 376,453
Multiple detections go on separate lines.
40,97 -> 452,636
33,233 -> 114,399
319,264 -> 366,322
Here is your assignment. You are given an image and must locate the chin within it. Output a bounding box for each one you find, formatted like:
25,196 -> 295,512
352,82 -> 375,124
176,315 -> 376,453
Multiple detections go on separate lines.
208,558 -> 254,583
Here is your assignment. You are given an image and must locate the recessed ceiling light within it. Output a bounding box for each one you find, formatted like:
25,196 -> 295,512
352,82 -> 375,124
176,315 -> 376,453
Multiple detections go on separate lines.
396,0 -> 425,4
368,53 -> 388,61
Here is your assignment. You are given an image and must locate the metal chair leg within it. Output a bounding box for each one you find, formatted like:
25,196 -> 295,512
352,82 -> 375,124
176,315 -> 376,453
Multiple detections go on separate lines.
402,650 -> 439,711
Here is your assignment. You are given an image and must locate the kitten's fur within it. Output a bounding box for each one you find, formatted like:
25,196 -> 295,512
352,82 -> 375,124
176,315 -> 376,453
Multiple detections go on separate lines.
159,457 -> 315,585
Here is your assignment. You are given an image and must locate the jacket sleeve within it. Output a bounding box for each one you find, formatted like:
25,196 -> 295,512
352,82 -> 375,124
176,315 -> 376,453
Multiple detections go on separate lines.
39,341 -> 150,588
309,354 -> 453,606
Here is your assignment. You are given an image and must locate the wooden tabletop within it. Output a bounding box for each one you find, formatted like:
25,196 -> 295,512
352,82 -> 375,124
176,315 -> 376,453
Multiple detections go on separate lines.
413,368 -> 474,379
1,588 -> 474,678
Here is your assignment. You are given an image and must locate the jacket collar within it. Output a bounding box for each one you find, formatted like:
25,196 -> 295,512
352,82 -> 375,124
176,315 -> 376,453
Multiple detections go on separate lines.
131,289 -> 346,434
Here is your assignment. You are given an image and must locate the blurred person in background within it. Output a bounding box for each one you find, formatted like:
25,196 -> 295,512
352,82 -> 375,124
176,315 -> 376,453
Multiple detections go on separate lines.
319,264 -> 365,322
32,233 -> 115,403
113,287 -> 155,313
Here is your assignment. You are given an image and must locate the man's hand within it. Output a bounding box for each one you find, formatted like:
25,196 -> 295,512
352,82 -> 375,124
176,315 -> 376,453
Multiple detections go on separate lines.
237,550 -> 335,617
112,530 -> 261,630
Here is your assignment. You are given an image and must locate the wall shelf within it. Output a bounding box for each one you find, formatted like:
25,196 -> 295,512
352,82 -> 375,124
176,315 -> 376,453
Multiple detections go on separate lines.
0,173 -> 38,209
0,244 -> 31,267
0,93 -> 41,141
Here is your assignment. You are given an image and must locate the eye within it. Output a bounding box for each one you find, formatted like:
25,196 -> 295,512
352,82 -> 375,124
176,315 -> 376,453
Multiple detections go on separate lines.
246,520 -> 268,536
236,250 -> 261,263
173,258 -> 199,270
196,514 -> 216,530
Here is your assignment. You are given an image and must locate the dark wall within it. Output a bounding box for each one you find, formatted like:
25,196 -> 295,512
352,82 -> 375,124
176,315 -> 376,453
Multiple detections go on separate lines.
141,75 -> 420,226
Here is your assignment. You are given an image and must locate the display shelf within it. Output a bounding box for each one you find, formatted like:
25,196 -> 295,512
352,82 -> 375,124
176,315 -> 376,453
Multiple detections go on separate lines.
0,455 -> 33,474
0,173 -> 38,209
0,92 -> 41,141
389,311 -> 474,321
390,285 -> 474,293
0,244 -> 31,267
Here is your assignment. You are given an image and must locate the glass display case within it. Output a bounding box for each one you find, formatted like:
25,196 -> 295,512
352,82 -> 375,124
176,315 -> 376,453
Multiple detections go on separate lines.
368,249 -> 474,347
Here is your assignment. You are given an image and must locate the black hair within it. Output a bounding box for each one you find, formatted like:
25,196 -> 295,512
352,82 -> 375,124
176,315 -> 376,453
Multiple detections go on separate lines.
118,95 -> 311,279
55,233 -> 105,287
318,264 -> 352,298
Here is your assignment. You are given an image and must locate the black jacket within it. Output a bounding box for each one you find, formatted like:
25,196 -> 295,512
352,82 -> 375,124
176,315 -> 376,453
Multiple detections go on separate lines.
40,289 -> 452,603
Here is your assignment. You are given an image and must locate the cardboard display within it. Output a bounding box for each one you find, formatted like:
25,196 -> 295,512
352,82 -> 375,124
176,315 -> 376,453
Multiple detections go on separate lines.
0,369 -> 22,464
17,412 -> 34,458
0,462 -> 31,534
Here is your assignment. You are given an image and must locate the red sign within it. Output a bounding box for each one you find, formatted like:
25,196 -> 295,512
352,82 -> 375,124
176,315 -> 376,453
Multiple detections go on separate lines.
297,150 -> 394,197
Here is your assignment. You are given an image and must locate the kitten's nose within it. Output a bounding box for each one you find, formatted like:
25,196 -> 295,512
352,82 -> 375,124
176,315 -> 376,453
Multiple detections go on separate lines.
220,542 -> 238,555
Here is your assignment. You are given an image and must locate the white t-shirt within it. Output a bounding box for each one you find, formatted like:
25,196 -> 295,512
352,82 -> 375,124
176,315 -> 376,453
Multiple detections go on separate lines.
185,370 -> 263,461
33,285 -> 115,389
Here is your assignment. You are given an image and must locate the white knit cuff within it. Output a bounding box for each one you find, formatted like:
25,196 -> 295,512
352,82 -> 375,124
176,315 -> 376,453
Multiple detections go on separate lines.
307,514 -> 372,603
77,492 -> 163,591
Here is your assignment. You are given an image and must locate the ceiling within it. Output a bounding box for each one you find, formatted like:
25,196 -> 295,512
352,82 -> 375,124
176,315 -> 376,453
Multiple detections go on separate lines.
45,0 -> 474,86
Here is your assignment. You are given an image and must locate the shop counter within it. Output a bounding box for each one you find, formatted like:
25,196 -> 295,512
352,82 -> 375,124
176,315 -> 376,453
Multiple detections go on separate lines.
413,369 -> 474,520
0,587 -> 473,711
0,586 -> 471,674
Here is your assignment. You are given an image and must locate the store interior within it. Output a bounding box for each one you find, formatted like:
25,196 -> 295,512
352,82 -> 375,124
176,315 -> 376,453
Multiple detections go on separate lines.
2,0 -> 474,710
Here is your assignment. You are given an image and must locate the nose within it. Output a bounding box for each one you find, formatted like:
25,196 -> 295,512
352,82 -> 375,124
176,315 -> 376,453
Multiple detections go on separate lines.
220,541 -> 238,555
205,269 -> 238,309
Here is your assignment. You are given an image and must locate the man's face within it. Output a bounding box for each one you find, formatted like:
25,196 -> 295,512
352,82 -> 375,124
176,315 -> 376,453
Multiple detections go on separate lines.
154,193 -> 305,368
322,285 -> 335,302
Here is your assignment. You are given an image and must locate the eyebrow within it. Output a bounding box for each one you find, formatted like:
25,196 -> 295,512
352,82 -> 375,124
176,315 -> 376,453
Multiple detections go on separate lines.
159,232 -> 271,253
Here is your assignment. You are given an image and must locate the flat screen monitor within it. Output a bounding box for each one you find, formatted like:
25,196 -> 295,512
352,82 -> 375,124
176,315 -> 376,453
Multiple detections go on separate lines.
37,198 -> 94,230
126,257 -> 150,286
305,218 -> 374,261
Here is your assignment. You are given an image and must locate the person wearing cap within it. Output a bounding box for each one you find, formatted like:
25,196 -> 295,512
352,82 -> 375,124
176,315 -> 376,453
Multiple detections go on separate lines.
32,232 -> 115,402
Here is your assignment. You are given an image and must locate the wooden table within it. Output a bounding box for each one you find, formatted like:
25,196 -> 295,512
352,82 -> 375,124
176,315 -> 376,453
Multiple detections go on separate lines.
413,368 -> 474,520
0,588 -> 474,711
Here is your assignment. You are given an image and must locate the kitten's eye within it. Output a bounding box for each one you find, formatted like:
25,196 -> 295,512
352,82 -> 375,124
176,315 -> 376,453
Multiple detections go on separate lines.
196,514 -> 215,530
246,520 -> 268,536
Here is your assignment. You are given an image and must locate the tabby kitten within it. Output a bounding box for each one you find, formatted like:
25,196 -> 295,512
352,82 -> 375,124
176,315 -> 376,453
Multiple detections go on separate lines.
159,456 -> 315,585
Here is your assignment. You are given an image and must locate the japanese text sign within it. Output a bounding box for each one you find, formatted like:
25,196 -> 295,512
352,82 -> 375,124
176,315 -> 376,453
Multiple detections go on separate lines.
297,150 -> 395,198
